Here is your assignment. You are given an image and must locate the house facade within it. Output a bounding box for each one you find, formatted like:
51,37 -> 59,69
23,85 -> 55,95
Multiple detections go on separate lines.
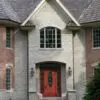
0,0 -> 100,100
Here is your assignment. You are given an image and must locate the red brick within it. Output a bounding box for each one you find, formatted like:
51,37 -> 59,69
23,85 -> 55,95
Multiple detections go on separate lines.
0,25 -> 14,89
85,28 -> 100,81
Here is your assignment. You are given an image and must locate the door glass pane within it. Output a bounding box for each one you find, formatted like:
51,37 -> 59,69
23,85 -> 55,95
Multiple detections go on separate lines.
48,71 -> 52,86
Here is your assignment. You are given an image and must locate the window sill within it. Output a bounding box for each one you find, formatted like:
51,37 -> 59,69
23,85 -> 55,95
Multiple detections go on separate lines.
39,48 -> 64,51
0,89 -> 14,92
6,89 -> 14,92
6,47 -> 13,50
92,47 -> 100,50
6,90 -> 12,92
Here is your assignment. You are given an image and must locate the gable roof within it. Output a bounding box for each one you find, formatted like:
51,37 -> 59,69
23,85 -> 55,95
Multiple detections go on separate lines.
79,0 -> 100,23
8,0 -> 41,22
21,0 -> 80,26
0,0 -> 20,23
0,0 -> 91,24
61,0 -> 92,21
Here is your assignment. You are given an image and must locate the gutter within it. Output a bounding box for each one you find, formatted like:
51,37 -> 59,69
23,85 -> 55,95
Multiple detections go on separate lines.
0,19 -> 20,27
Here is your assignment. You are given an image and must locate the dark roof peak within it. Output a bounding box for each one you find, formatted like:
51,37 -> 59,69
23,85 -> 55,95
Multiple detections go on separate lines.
0,0 -> 91,24
0,0 -> 20,23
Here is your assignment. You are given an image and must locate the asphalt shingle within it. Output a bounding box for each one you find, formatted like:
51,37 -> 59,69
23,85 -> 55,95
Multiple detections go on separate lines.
9,0 -> 91,23
0,0 -> 92,23
0,0 -> 20,23
61,0 -> 92,20
79,0 -> 100,23
8,0 -> 41,22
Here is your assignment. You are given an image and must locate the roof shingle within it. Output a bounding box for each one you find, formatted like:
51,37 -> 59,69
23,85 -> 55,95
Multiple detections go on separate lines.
61,0 -> 91,20
0,0 -> 20,23
79,0 -> 100,23
0,0 -> 92,23
8,0 -> 41,22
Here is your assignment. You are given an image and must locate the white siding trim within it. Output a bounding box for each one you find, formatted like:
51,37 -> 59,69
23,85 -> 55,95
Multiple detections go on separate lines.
56,0 -> 80,26
21,0 -> 80,26
6,64 -> 13,92
21,0 -> 46,26
6,64 -> 13,68
92,28 -> 100,49
91,61 -> 100,67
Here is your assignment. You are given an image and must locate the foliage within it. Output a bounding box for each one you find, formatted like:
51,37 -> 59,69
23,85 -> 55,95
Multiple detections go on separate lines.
83,63 -> 100,100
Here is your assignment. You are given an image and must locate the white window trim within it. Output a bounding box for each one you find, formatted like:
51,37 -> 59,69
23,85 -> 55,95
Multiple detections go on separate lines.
40,27 -> 62,49
21,0 -> 46,26
5,64 -> 13,92
92,28 -> 100,49
91,61 -> 100,76
55,27 -> 57,48
39,48 -> 64,51
6,64 -> 13,68
6,28 -> 12,49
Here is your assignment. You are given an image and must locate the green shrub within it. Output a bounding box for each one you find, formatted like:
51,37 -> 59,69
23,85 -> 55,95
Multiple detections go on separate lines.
83,63 -> 100,100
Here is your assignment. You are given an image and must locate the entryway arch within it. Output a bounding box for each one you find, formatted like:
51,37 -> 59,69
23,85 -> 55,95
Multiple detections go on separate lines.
36,61 -> 66,98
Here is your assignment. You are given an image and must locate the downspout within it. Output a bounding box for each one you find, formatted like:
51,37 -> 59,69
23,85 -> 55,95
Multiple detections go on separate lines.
26,31 -> 29,100
72,31 -> 76,89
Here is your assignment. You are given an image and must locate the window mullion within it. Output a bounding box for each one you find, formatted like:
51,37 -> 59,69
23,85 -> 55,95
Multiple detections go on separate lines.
6,68 -> 11,90
55,28 -> 57,48
6,28 -> 11,48
10,70 -> 11,89
40,27 -> 61,48
51,29 -> 53,48
93,28 -> 100,48
44,28 -> 46,48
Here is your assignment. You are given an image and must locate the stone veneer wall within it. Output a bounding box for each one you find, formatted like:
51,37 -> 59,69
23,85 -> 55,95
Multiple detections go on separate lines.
12,30 -> 28,100
74,30 -> 86,100
27,1 -> 86,100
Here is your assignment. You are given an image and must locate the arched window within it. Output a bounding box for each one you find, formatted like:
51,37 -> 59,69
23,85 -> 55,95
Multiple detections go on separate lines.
40,27 -> 61,48
6,67 -> 11,90
6,64 -> 13,90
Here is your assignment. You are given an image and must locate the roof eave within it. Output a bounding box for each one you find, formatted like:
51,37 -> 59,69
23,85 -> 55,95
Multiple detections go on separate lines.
66,26 -> 81,31
0,19 -> 20,27
20,25 -> 35,31
21,0 -> 80,27
80,21 -> 100,27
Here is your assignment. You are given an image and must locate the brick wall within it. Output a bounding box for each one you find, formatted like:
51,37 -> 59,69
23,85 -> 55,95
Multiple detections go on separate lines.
0,25 -> 14,89
85,28 -> 100,80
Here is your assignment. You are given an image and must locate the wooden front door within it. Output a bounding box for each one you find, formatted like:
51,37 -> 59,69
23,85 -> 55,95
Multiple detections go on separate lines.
40,67 -> 61,97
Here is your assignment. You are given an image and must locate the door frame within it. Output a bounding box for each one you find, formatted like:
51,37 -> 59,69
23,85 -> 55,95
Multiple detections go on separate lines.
40,63 -> 61,97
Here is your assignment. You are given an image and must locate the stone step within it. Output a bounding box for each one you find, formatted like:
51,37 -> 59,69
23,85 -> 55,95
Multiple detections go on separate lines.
41,97 -> 65,100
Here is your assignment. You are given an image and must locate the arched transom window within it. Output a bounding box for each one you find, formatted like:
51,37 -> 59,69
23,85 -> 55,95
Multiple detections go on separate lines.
40,27 -> 61,48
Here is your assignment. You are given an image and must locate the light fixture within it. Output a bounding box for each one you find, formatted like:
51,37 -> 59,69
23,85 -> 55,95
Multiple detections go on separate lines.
30,67 -> 34,77
68,67 -> 72,76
